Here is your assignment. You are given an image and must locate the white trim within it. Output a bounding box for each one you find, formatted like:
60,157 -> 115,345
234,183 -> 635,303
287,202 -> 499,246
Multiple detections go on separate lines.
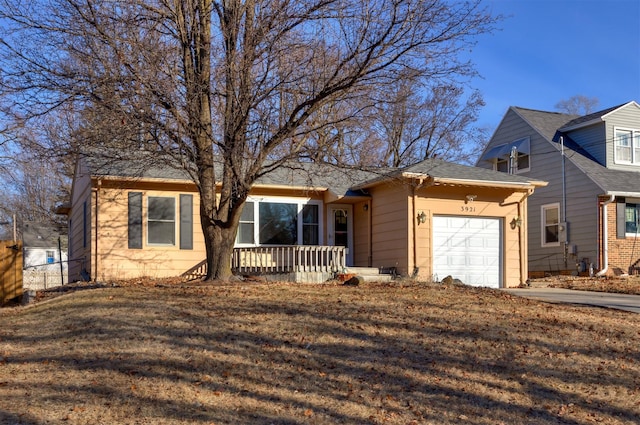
235,196 -> 323,247
613,127 -> 640,165
541,202 -> 561,247
624,200 -> 640,238
327,204 -> 353,266
146,195 -> 177,247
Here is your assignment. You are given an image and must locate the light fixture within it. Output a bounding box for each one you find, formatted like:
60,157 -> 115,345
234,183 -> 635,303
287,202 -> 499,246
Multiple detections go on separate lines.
465,194 -> 477,203
417,211 -> 427,224
363,203 -> 369,211
510,216 -> 523,229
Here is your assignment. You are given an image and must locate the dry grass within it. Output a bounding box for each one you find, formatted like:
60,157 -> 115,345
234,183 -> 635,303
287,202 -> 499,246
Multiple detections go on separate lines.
1,280 -> 640,424
532,275 -> 640,295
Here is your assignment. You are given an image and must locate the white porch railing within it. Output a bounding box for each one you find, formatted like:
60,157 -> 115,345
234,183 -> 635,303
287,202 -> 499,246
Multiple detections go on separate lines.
183,245 -> 348,280
232,245 -> 347,274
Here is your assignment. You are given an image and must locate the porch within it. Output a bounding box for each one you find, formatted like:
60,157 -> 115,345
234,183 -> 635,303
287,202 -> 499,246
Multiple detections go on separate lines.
183,245 -> 348,283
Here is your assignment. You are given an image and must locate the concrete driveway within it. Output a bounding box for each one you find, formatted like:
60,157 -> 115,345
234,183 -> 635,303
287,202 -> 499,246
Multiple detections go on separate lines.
504,287 -> 640,314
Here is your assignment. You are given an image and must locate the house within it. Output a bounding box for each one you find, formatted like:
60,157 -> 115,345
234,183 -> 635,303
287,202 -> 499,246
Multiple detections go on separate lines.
476,101 -> 640,277
22,221 -> 68,288
60,154 -> 545,288
22,222 -> 68,272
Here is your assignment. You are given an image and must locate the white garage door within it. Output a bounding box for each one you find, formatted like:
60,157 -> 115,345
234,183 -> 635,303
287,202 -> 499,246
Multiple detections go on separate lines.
432,216 -> 502,288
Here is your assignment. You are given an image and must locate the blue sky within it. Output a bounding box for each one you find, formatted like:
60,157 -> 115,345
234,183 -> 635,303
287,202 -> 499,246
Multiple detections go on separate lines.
470,0 -> 640,133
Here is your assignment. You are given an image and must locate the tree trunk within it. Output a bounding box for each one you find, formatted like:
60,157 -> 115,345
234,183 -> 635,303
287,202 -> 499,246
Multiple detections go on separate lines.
202,219 -> 238,281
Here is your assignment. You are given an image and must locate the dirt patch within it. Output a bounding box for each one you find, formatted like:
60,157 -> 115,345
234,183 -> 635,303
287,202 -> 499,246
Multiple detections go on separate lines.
1,280 -> 639,424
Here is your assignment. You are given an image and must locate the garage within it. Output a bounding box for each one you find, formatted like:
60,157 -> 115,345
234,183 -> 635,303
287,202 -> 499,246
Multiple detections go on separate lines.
432,216 -> 502,288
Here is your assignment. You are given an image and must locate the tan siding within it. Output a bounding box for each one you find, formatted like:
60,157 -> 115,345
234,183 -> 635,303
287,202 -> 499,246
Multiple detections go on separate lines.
95,187 -> 205,281
68,161 -> 93,282
369,183 -> 410,275
413,185 -> 525,287
352,200 -> 371,267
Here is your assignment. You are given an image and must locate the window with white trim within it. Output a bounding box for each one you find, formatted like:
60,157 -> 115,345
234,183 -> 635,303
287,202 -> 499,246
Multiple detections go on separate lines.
147,196 -> 176,245
237,201 -> 255,244
236,198 -> 322,246
46,250 -> 55,264
615,128 -> 640,164
626,203 -> 640,235
541,203 -> 560,246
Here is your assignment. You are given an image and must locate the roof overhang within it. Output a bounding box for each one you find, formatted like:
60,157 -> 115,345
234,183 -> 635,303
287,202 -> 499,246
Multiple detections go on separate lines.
352,171 -> 547,191
426,176 -> 547,190
604,191 -> 640,199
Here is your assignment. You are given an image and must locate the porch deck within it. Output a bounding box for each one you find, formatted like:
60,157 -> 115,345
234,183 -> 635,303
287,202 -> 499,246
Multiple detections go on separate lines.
183,245 -> 348,283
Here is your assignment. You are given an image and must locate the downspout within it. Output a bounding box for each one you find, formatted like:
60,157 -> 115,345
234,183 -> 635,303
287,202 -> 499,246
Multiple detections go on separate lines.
596,194 -> 615,277
367,200 -> 372,267
92,179 -> 101,282
560,136 -> 568,267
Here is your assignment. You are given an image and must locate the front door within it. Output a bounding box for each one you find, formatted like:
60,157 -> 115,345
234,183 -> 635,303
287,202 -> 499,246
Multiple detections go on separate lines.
327,205 -> 353,266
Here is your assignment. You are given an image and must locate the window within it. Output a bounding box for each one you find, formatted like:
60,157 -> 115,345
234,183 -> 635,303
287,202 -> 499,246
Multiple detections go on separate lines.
616,129 -> 632,162
626,203 -> 640,234
129,193 -> 191,249
238,201 -> 255,244
541,203 -> 560,246
302,204 -> 319,245
259,202 -> 298,245
236,198 -> 321,246
615,128 -> 640,164
46,250 -> 55,264
147,197 -> 176,245
481,137 -> 530,174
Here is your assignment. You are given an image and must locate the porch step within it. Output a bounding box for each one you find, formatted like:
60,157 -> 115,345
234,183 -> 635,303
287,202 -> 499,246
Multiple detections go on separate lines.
344,267 -> 394,282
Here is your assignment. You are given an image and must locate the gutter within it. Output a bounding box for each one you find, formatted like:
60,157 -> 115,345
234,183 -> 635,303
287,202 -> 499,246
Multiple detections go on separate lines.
596,194 -> 615,277
92,179 -> 102,281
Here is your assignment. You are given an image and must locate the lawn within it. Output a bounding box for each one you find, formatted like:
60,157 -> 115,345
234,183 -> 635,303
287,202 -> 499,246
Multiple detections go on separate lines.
1,281 -> 639,424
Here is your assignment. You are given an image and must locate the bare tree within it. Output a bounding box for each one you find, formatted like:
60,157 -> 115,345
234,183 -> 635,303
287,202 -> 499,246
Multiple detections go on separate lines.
0,0 -> 498,280
0,152 -> 70,239
364,80 -> 486,167
555,95 -> 599,115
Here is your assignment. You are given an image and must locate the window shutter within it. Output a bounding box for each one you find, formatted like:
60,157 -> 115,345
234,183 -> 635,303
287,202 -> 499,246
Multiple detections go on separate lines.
180,194 -> 193,250
616,200 -> 626,239
128,192 -> 143,249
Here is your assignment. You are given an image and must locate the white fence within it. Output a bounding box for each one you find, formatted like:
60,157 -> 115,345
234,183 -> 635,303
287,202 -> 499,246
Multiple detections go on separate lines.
232,245 -> 347,274
23,270 -> 68,291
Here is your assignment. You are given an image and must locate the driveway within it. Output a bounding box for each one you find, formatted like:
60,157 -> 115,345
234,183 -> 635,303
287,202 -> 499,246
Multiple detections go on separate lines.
504,287 -> 640,313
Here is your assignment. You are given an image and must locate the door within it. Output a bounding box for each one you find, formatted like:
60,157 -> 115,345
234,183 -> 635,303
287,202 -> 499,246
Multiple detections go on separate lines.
432,216 -> 502,288
327,205 -> 353,266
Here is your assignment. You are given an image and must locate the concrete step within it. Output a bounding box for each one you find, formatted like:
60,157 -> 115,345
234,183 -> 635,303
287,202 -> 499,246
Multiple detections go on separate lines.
344,267 -> 393,282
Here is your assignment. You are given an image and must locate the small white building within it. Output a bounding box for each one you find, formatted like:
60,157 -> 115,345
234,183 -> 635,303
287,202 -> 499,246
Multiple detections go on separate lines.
22,222 -> 68,289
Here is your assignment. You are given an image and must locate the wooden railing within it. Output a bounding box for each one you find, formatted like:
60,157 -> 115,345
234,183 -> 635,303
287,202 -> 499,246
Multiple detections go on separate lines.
183,245 -> 347,280
232,245 -> 347,274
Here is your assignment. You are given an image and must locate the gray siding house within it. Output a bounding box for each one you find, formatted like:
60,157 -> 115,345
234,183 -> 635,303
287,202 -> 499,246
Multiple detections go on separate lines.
477,101 -> 640,277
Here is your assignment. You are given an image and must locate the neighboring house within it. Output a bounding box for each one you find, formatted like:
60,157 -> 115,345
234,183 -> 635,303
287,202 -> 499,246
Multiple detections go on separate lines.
60,154 -> 545,288
22,221 -> 68,271
476,101 -> 640,277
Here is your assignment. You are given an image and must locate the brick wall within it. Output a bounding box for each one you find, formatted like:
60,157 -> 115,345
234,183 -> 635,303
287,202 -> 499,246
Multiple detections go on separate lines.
603,201 -> 640,275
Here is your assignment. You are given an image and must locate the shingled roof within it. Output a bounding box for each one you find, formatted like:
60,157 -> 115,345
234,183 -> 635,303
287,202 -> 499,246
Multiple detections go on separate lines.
507,103 -> 640,197
353,158 -> 545,190
82,152 -> 544,198
511,107 -> 578,141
